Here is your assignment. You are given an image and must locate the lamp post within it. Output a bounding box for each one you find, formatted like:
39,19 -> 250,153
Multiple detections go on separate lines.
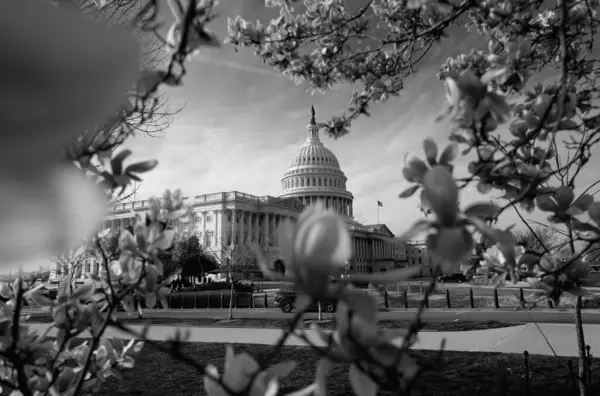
344,259 -> 351,277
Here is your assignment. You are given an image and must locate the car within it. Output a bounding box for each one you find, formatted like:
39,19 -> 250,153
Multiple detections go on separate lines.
437,273 -> 469,284
273,284 -> 337,313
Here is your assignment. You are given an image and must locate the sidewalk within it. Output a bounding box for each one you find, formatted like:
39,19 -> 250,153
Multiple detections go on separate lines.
24,322 -> 600,357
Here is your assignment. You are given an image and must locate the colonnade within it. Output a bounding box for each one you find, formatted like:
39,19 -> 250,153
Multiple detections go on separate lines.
294,195 -> 353,216
352,237 -> 395,261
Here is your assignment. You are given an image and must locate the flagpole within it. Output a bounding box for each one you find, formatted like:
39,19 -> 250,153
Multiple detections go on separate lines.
377,204 -> 380,224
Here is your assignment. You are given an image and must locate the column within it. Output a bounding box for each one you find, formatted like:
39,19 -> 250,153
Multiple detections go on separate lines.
273,214 -> 278,246
231,209 -> 237,246
215,210 -> 221,247
264,213 -> 270,247
254,213 -> 259,243
240,211 -> 246,246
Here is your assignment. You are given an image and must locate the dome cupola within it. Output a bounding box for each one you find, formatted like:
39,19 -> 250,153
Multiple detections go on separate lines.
278,106 -> 354,217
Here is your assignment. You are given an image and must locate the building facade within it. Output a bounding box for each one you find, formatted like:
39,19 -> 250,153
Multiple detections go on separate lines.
55,107 -> 408,280
405,240 -> 436,276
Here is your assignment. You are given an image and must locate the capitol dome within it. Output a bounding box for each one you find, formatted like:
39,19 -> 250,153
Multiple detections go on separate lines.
278,107 -> 354,217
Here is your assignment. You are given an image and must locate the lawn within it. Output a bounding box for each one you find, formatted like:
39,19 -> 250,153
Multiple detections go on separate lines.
89,342 -> 600,396
27,316 -> 517,332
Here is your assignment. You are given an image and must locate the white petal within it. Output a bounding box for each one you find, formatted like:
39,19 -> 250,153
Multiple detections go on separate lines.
444,77 -> 461,105
276,220 -> 295,268
330,220 -> 352,266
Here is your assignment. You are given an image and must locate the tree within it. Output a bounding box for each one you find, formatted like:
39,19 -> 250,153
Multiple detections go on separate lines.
229,1 -> 600,394
172,235 -> 218,283
212,241 -> 261,320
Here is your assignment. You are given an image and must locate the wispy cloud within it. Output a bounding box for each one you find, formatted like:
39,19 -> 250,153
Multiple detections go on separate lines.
194,54 -> 284,77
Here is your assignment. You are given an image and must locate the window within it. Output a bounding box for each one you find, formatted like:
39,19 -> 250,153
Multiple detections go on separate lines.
204,232 -> 212,246
313,178 -> 316,185
206,215 -> 213,223
307,178 -> 310,186
318,178 -> 322,186
228,213 -> 232,222
418,257 -> 422,264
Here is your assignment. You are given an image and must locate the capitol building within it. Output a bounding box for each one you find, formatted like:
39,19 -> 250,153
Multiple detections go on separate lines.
59,108 -> 407,280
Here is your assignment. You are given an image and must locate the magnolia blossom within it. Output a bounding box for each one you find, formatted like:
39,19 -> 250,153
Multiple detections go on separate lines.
481,244 -> 525,284
0,0 -> 141,266
204,346 -> 295,396
255,203 -> 352,299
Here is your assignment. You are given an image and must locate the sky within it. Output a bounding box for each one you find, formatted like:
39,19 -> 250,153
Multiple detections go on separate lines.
120,0 -> 600,240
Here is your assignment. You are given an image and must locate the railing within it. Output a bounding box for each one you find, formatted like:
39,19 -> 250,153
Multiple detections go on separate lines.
109,191 -> 302,214
150,284 -> 598,311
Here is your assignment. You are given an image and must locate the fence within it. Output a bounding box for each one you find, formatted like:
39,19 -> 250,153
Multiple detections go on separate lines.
156,285 -> 594,311
380,284 -> 593,310
159,292 -> 269,310
520,348 -> 598,395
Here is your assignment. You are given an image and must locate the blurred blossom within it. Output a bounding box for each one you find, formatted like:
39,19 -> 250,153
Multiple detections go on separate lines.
0,0 -> 141,265
0,166 -> 107,265
204,346 -> 294,396
255,203 -> 352,299
481,244 -> 525,284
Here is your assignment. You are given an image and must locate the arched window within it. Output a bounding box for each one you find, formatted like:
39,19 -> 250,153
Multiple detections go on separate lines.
307,178 -> 310,186
273,259 -> 286,274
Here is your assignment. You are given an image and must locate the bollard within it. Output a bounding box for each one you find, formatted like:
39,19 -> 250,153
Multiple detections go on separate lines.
194,294 -> 197,309
445,288 -> 451,308
519,288 -> 525,306
207,294 -> 210,309
384,289 -> 389,309
469,288 -> 475,309
523,351 -> 530,396
403,289 -> 408,309
264,293 -> 267,308
220,293 -> 224,309
494,288 -> 500,309
250,292 -> 254,308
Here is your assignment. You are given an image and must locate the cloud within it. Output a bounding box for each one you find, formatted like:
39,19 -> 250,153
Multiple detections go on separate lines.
194,54 -> 284,77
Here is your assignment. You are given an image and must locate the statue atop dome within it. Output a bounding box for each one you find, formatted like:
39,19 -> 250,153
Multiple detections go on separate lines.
310,105 -> 316,125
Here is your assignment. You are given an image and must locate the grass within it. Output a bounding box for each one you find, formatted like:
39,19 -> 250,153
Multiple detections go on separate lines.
89,342 -> 600,396
27,316 -> 517,332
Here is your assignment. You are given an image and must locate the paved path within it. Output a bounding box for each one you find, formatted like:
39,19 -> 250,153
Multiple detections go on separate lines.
24,322 -> 600,357
74,307 -> 600,325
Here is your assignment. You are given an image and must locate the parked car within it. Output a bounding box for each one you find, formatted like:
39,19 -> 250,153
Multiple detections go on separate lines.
273,285 -> 337,313
437,273 -> 469,284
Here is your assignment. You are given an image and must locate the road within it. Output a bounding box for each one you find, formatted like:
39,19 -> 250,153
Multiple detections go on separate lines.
75,307 -> 600,325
